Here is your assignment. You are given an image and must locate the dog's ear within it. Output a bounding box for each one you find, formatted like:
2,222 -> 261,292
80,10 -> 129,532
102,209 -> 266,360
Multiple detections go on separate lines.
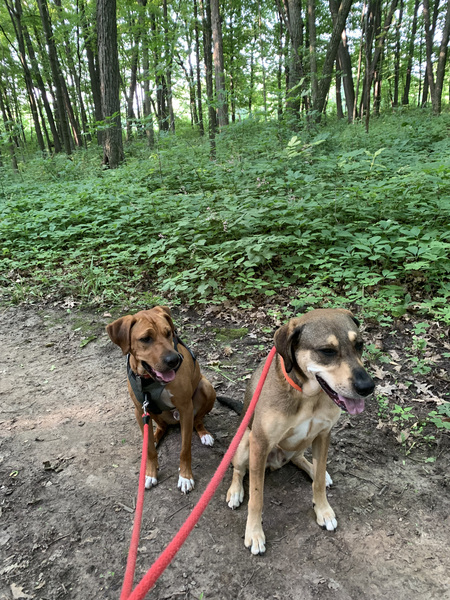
274,323 -> 304,373
153,305 -> 175,333
106,315 -> 136,354
336,308 -> 360,328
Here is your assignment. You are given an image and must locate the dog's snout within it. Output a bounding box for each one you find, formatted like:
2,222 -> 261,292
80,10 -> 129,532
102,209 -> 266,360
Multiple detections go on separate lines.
164,352 -> 181,370
353,367 -> 375,397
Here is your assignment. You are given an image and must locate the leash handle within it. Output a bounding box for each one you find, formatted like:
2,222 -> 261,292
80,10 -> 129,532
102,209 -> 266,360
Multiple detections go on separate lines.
126,346 -> 277,600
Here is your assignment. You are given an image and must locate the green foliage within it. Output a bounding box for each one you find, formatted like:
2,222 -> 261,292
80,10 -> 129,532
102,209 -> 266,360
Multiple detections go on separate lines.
1,112 -> 450,321
428,403 -> 450,431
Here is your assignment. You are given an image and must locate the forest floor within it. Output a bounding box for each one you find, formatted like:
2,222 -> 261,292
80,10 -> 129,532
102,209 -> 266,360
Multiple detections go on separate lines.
1,303 -> 449,600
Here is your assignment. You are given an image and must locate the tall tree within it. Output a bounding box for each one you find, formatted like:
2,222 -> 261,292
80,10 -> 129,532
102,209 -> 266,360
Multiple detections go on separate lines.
402,0 -> 420,105
423,0 -> 450,115
97,0 -> 123,167
210,0 -> 228,127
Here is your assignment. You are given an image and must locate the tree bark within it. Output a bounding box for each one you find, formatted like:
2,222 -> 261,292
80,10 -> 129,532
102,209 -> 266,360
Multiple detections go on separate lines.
36,0 -> 74,153
314,0 -> 353,117
80,0 -> 103,144
423,0 -> 450,115
201,0 -> 217,157
22,22 -> 61,152
4,0 -> 46,153
97,0 -> 123,167
210,0 -> 228,127
402,0 -> 419,105
392,0 -> 404,107
307,0 -> 319,111
193,0 -> 204,135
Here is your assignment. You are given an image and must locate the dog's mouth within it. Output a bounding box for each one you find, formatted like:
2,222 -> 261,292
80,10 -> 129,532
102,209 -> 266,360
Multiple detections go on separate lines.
316,375 -> 365,415
141,361 -> 176,384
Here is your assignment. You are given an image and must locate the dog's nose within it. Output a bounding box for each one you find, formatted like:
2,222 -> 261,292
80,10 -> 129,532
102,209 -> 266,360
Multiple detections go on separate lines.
353,367 -> 375,397
164,352 -> 181,370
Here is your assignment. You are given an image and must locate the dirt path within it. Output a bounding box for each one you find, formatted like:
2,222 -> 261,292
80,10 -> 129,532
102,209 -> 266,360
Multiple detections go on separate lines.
1,305 -> 449,600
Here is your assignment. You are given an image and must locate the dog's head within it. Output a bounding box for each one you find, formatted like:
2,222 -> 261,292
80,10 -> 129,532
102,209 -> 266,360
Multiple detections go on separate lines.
274,309 -> 375,415
106,306 -> 182,384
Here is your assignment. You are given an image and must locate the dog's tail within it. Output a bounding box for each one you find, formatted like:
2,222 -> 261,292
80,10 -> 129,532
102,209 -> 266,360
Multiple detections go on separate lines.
216,395 -> 243,415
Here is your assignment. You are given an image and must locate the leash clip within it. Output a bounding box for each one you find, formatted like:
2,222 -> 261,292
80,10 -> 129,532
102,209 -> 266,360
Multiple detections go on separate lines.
142,396 -> 151,425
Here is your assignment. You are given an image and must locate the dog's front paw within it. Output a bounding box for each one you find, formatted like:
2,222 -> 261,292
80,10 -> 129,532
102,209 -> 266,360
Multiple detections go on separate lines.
178,474 -> 195,494
226,485 -> 244,509
244,525 -> 266,555
315,504 -> 337,531
145,476 -> 158,489
201,433 -> 214,447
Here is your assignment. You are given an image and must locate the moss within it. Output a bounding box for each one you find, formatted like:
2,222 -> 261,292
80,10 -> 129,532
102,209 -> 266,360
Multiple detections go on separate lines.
214,327 -> 248,342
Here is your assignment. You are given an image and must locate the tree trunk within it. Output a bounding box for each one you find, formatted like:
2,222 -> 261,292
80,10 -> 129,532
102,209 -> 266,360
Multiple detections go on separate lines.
126,43 -> 139,141
423,0 -> 450,115
392,0 -> 404,107
307,0 -> 319,111
330,0 -> 355,122
80,0 -> 103,144
283,0 -> 304,118
22,23 -> 61,152
336,59 -> 344,119
5,0 -> 46,153
258,2 -> 267,118
97,0 -> 123,167
36,0 -> 73,154
210,0 -> 228,127
314,0 -> 354,117
402,0 -> 419,105
201,0 -> 217,157
193,0 -> 204,135
0,83 -> 18,171
163,0 -> 175,132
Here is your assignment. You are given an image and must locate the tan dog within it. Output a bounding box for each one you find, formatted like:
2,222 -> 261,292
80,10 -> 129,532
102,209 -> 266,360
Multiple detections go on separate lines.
106,306 -> 216,493
226,308 -> 375,554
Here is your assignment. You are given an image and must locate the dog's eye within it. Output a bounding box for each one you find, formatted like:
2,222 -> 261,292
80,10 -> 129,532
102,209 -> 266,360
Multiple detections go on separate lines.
318,348 -> 337,357
139,336 -> 153,344
165,330 -> 172,338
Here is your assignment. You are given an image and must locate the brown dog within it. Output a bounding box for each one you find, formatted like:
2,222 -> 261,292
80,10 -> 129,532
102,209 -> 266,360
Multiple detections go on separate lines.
226,308 -> 375,554
106,306 -> 216,493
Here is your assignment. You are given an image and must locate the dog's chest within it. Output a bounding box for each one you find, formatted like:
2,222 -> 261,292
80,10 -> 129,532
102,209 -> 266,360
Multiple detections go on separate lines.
280,411 -> 338,450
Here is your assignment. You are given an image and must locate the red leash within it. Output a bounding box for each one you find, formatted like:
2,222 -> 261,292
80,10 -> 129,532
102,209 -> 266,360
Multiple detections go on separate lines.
120,403 -> 151,600
120,346 -> 277,600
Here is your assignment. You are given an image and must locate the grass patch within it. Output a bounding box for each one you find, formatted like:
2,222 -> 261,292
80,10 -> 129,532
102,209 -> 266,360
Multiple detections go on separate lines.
1,110 -> 450,322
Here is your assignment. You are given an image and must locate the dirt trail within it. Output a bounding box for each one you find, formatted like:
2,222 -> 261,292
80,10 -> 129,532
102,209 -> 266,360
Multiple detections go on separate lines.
1,305 -> 449,600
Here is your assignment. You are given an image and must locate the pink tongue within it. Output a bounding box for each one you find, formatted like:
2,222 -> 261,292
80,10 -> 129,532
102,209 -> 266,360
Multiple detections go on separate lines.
155,370 -> 176,383
338,394 -> 365,415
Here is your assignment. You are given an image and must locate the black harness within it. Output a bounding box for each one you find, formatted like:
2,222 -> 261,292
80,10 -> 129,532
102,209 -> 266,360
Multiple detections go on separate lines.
127,334 -> 196,415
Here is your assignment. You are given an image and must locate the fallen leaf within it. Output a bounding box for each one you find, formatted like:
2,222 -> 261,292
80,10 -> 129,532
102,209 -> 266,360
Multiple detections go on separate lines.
80,335 -> 97,348
373,366 -> 388,380
10,583 -> 33,599
377,383 -> 397,395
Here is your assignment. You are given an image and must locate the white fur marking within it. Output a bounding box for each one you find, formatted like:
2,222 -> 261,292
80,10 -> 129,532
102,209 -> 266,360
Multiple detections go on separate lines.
201,433 -> 214,447
325,471 -> 333,487
145,476 -> 158,489
227,490 -> 244,509
178,474 -> 195,494
307,364 -> 321,374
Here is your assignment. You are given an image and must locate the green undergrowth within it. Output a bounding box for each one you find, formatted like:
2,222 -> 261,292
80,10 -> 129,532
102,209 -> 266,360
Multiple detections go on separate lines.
1,110 -> 450,323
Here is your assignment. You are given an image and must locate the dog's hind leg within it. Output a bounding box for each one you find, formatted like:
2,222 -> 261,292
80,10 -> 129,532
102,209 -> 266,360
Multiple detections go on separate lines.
226,428 -> 249,509
291,451 -> 333,487
192,376 -> 216,446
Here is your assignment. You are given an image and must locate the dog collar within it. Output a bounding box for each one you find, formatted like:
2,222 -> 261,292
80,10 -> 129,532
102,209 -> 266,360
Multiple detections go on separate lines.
280,356 -> 303,392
